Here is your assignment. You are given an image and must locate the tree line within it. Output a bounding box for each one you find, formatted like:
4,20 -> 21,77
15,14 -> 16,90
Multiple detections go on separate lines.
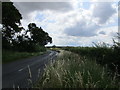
2,1 -> 52,52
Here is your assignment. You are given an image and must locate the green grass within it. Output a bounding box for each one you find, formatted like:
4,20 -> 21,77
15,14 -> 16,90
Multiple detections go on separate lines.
2,49 -> 46,64
35,51 -> 120,88
63,46 -> 120,74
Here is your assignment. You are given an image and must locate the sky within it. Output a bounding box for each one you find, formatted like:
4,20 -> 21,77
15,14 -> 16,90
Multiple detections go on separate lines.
11,0 -> 119,46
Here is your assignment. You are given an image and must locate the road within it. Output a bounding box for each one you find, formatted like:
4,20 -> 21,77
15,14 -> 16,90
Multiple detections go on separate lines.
2,50 -> 58,88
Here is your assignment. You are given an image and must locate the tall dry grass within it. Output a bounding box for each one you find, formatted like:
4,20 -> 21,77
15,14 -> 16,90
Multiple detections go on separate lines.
35,51 -> 120,88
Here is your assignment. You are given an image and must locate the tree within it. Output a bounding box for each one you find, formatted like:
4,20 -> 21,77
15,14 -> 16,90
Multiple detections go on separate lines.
27,23 -> 52,46
13,23 -> 52,52
52,45 -> 56,48
2,1 -> 52,52
2,2 -> 22,49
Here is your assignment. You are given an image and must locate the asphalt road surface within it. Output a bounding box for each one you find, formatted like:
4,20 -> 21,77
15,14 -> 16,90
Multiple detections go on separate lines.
2,50 -> 58,88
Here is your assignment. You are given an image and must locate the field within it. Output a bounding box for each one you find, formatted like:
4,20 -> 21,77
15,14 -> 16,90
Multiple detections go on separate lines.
35,50 -> 120,88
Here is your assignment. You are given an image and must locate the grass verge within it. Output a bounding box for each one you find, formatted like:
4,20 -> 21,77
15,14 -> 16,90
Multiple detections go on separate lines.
35,51 -> 120,88
2,49 -> 46,64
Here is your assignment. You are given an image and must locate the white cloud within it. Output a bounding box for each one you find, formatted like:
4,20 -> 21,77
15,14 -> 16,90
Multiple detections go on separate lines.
10,1 -> 118,46
64,19 -> 100,37
99,31 -> 106,35
91,0 -> 119,2
13,2 -> 73,20
97,26 -> 118,41
91,2 -> 116,24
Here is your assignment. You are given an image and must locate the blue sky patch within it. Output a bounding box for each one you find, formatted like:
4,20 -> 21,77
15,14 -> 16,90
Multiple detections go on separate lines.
82,2 -> 91,9
35,13 -> 45,22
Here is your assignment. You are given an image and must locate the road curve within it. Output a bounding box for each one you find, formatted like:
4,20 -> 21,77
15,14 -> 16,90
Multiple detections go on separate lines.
2,50 -> 58,88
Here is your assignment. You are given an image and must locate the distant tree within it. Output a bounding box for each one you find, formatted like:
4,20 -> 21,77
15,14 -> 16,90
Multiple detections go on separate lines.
2,2 -> 22,49
52,45 -> 56,48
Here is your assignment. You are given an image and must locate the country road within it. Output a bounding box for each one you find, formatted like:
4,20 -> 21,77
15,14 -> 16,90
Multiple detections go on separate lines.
2,50 -> 58,88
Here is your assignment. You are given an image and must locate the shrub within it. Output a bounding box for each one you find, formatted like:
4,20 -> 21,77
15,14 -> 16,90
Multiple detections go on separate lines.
63,42 -> 120,74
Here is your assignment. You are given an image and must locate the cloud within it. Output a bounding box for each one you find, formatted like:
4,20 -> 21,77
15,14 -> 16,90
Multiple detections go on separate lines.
99,31 -> 106,35
62,2 -> 117,38
10,1 -> 118,46
98,26 -> 118,36
91,2 -> 116,24
64,18 -> 100,37
13,2 -> 73,19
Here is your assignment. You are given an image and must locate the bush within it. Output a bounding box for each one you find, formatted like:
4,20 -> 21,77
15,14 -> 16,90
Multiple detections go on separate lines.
63,42 -> 120,74
12,42 -> 46,52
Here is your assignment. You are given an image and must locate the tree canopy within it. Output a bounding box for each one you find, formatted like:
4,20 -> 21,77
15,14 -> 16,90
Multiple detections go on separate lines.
2,2 -> 22,49
28,23 -> 52,46
2,2 -> 52,52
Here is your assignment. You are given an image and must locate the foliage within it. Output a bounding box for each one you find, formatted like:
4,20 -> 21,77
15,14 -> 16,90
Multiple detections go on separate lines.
63,41 -> 120,74
35,51 -> 119,88
27,23 -> 52,46
2,2 -> 22,49
11,23 -> 52,52
2,2 -> 52,52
